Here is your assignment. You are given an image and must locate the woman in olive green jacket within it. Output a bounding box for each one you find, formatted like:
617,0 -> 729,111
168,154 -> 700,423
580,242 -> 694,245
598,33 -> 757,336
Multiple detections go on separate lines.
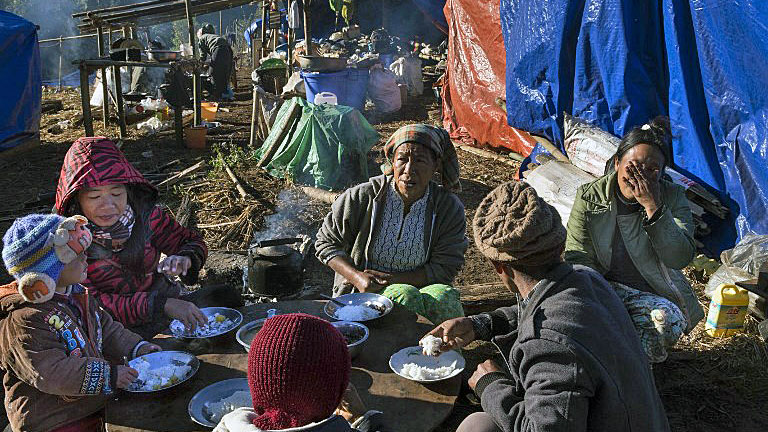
565,117 -> 704,363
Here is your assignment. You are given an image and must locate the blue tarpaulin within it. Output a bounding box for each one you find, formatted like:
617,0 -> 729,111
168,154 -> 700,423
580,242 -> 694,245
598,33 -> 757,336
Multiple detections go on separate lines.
0,11 -> 41,152
500,0 -> 768,252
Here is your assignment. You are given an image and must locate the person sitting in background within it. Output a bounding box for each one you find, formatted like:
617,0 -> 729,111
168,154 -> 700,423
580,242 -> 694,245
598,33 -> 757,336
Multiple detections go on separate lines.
565,117 -> 703,363
198,23 -> 234,101
55,137 -> 210,339
0,214 -> 160,432
315,124 -> 468,325
429,182 -> 670,432
214,313 -> 387,432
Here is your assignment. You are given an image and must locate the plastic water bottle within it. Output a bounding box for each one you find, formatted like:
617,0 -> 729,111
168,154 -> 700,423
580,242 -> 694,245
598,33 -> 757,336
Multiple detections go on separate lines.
314,92 -> 338,105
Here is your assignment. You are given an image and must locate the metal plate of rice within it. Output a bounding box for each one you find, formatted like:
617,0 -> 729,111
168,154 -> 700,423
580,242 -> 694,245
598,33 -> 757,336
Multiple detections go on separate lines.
169,307 -> 243,339
124,350 -> 199,393
323,293 -> 393,322
389,346 -> 465,383
188,378 -> 251,427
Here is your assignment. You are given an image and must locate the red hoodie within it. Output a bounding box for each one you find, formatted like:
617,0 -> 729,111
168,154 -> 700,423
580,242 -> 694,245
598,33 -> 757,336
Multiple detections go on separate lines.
55,137 -> 208,327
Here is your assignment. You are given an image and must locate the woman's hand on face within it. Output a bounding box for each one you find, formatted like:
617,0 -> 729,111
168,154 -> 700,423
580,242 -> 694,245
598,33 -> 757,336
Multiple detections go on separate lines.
157,255 -> 192,277
427,317 -> 476,351
626,161 -> 661,217
352,271 -> 386,293
164,298 -> 207,330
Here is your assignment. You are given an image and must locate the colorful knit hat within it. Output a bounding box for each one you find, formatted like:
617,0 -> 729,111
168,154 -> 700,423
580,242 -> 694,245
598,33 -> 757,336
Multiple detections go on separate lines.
248,313 -> 350,429
2,214 -> 92,303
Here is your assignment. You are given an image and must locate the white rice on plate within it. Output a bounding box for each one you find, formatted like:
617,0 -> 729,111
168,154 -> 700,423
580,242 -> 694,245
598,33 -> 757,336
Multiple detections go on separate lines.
129,357 -> 192,391
170,313 -> 235,337
335,305 -> 379,321
205,390 -> 253,424
399,361 -> 458,381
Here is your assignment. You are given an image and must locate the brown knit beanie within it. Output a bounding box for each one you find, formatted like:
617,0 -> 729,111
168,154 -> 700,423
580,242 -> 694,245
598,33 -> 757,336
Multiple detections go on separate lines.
248,313 -> 350,429
472,181 -> 566,267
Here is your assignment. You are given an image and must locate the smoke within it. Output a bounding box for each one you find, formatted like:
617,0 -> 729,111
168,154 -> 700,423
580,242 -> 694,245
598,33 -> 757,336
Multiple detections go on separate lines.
250,188 -> 329,246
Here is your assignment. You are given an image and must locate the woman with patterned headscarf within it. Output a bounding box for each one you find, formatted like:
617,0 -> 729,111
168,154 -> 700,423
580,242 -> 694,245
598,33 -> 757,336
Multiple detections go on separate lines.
315,124 -> 467,324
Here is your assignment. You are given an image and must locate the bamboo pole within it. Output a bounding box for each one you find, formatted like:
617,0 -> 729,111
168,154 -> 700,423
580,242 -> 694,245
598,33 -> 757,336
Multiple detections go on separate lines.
184,0 -> 202,126
58,37 -> 63,91
112,65 -> 127,138
97,27 -> 110,129
79,64 -> 94,137
302,0 -> 313,55
222,159 -> 249,200
250,85 -> 259,148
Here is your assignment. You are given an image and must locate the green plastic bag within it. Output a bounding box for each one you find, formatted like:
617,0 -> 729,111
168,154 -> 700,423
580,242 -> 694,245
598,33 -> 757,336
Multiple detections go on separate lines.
255,97 -> 379,190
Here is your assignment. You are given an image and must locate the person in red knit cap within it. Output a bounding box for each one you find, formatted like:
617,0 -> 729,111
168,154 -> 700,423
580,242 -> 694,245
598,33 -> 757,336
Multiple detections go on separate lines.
213,313 -> 388,432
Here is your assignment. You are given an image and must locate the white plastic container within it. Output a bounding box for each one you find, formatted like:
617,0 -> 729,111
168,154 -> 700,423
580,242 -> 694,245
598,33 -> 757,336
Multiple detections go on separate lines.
313,92 -> 338,105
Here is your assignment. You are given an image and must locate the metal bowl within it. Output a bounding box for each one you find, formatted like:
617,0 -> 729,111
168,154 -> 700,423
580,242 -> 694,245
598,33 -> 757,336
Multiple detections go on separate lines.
170,307 -> 243,339
235,318 -> 267,352
297,55 -> 349,72
331,321 -> 369,359
323,293 -> 393,322
188,378 -> 251,427
125,350 -> 199,393
147,50 -> 180,62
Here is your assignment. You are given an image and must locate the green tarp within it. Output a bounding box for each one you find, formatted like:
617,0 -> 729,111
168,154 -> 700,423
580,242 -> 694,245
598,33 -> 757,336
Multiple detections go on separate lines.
255,98 -> 380,190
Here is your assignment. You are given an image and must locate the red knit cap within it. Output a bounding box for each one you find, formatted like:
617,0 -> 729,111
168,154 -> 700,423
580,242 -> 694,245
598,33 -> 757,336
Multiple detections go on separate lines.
248,313 -> 351,430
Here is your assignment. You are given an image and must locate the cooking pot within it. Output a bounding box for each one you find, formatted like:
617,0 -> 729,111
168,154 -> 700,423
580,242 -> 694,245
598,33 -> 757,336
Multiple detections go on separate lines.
246,238 -> 304,297
147,50 -> 181,62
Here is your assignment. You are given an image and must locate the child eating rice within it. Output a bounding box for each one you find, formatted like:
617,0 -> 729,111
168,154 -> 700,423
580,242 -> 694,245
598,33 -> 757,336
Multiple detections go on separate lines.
0,214 -> 160,432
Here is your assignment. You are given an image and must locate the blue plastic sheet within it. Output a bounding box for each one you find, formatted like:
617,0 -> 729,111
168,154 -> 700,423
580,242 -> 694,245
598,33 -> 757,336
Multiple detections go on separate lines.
500,0 -> 768,251
0,11 -> 40,152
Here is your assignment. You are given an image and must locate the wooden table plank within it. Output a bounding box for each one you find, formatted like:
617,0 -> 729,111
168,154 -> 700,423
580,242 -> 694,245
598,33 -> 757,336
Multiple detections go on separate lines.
106,300 -> 460,432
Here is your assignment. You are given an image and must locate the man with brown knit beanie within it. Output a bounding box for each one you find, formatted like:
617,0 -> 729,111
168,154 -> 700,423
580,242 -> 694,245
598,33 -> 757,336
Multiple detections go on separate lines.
213,313 -> 388,432
427,182 -> 670,432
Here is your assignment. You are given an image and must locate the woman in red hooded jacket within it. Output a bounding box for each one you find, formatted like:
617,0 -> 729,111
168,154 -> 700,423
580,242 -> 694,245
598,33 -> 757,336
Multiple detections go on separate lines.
55,137 -> 209,339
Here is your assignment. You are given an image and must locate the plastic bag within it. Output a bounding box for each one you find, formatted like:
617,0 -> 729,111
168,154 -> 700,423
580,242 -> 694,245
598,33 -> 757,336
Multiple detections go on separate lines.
282,71 -> 306,96
563,113 -> 620,177
136,117 -> 171,134
390,56 -> 423,96
367,64 -> 401,114
524,160 -> 597,226
90,67 -> 131,107
140,97 -> 169,112
705,234 -> 768,319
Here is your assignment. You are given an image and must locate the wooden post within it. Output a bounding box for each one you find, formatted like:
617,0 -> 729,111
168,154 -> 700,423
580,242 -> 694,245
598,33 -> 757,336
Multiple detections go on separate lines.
303,0 -> 313,55
175,106 -> 184,146
260,0 -> 268,58
183,0 -> 202,126
286,29 -> 293,78
250,85 -> 258,148
79,63 -> 94,137
112,65 -> 127,138
219,10 -> 223,34
96,27 -> 110,128
58,37 -> 63,91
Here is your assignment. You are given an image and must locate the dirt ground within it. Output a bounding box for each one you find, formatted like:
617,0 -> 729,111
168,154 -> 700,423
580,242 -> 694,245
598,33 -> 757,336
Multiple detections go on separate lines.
1,69 -> 767,431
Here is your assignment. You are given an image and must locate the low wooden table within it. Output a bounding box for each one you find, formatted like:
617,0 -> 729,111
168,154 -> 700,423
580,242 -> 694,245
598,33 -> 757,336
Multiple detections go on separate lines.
106,300 -> 460,432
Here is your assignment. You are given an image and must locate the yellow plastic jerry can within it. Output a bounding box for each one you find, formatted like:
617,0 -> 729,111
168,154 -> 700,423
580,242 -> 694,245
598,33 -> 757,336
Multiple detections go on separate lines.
706,283 -> 749,337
